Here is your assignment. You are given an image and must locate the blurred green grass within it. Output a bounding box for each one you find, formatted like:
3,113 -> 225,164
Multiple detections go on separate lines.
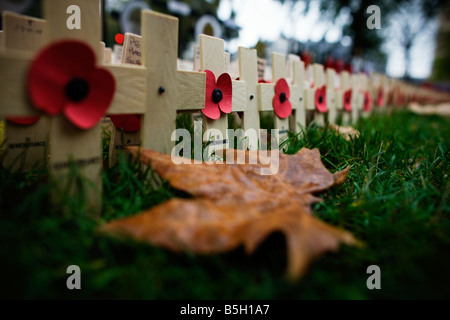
0,110 -> 449,299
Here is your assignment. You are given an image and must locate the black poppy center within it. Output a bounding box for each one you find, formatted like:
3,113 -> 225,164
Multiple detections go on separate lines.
212,88 -> 223,103
318,95 -> 323,104
279,92 -> 287,103
65,78 -> 90,102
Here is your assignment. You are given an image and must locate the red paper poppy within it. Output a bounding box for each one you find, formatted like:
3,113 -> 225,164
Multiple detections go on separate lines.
396,92 -> 405,107
272,78 -> 292,119
363,91 -> 372,112
7,116 -> 41,125
110,114 -> 141,132
343,89 -> 352,112
376,87 -> 385,107
27,40 -> 115,130
202,70 -> 232,120
315,85 -> 327,113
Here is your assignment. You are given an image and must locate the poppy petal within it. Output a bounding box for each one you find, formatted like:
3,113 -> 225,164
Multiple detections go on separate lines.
64,68 -> 115,129
343,89 -> 352,112
27,40 -> 96,115
202,70 -> 221,120
377,88 -> 384,106
216,73 -> 232,114
273,96 -> 292,119
315,86 -> 327,113
110,114 -> 141,132
275,78 -> 290,98
7,116 -> 41,126
364,91 -> 372,112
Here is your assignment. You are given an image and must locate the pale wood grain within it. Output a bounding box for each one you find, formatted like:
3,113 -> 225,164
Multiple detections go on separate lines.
351,74 -> 361,125
271,53 -> 289,139
312,64 -> 325,127
327,68 -> 337,124
176,71 -> 205,111
199,34 -> 228,150
0,52 -> 38,116
258,83 -> 274,112
238,46 -> 260,150
291,60 -> 305,131
231,80 -> 247,112
2,116 -> 49,172
43,0 -> 101,62
2,12 -> 48,171
43,0 -> 103,213
3,11 -> 46,52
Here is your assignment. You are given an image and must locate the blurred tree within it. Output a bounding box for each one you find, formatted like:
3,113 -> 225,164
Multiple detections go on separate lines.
431,1 -> 450,82
276,0 -> 446,79
384,0 -> 443,80
106,0 -> 239,56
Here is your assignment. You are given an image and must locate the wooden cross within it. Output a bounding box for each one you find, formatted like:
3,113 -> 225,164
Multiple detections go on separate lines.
198,34 -> 246,156
360,73 -> 372,118
108,32 -> 143,167
341,71 -> 352,126
326,68 -> 337,125
238,46 -> 260,150
333,72 -> 344,123
1,11 -> 49,172
0,0 -> 147,213
304,67 -> 316,126
257,53 -> 302,144
286,54 -> 306,133
312,64 -> 326,127
141,11 -> 206,155
351,74 -> 362,125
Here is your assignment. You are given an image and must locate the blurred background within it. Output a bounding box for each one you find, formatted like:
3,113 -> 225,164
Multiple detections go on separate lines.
1,0 -> 449,90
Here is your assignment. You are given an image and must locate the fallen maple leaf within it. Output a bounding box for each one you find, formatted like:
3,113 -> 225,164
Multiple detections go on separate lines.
99,147 -> 360,280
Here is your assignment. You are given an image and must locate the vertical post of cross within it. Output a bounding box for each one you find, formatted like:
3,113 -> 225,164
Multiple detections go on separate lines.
290,60 -> 306,133
271,53 -> 290,141
341,71 -> 351,126
334,72 -> 343,123
312,64 -> 326,127
238,46 -> 259,150
1,12 -> 49,172
351,74 -> 361,125
326,68 -> 337,125
199,34 -> 229,154
141,11 -> 206,155
287,55 -> 305,133
43,0 -> 104,213
199,34 -> 246,158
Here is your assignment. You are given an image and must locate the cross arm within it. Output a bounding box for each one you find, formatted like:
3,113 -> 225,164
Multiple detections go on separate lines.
104,64 -> 147,114
0,52 -> 39,116
231,80 -> 247,112
176,70 -> 205,111
257,82 -> 275,112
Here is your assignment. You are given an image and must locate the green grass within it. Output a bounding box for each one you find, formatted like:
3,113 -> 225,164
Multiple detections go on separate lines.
0,110 -> 449,299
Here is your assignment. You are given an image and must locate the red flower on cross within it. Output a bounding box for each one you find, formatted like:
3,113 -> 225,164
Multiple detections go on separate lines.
315,85 -> 327,113
272,78 -> 292,119
202,70 -> 232,120
343,89 -> 352,112
27,40 -> 116,129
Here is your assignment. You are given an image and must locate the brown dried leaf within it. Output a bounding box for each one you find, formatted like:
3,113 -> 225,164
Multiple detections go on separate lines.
99,147 -> 360,280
